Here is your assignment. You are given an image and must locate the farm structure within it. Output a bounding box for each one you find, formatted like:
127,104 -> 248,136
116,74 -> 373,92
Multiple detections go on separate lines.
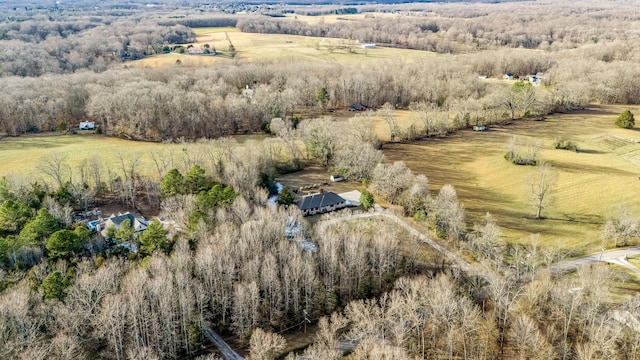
296,192 -> 348,216
79,121 -> 95,130
330,174 -> 344,182
95,212 -> 149,237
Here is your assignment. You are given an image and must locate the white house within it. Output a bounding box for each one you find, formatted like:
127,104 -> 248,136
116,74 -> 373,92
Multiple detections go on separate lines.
79,121 -> 95,130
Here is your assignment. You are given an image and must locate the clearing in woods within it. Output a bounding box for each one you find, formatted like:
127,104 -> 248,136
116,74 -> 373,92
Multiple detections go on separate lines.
382,104 -> 640,254
130,27 -> 436,68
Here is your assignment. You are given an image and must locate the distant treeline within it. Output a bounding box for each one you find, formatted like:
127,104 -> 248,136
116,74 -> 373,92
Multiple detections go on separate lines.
2,44 -> 640,140
158,17 -> 238,29
238,1 -> 640,53
0,17 -> 193,76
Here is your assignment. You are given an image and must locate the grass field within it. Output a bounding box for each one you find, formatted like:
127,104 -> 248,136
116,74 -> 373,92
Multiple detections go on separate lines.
0,134 -> 183,181
382,105 -> 640,254
130,28 -> 436,68
0,133 -> 265,183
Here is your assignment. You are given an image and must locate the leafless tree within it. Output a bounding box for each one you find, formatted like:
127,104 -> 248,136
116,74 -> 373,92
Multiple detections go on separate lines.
528,162 -> 557,219
40,153 -> 70,188
601,204 -> 640,247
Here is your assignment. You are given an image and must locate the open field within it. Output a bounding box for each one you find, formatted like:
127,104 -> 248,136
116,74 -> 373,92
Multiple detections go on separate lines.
0,133 -> 182,181
130,28 -> 436,68
383,105 -> 640,254
281,12 -> 407,25
192,26 -> 239,35
0,133 -> 266,182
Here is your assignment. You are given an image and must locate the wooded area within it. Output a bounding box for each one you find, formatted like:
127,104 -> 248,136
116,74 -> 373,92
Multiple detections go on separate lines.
2,0 -> 640,359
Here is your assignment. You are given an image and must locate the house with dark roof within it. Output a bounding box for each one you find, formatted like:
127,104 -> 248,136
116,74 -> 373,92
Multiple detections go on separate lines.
96,212 -> 149,238
349,103 -> 369,111
296,192 -> 347,216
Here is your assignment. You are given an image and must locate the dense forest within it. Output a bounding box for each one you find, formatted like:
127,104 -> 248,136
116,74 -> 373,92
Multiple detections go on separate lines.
2,1 -> 640,359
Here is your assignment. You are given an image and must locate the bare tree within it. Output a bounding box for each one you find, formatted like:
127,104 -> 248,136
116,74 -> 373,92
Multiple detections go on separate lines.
528,162 -> 557,219
601,204 -> 640,247
379,103 -> 399,142
248,328 -> 287,360
40,153 -> 70,188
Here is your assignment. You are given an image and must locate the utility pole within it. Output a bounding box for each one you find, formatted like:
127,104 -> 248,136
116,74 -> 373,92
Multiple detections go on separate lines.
303,309 -> 311,334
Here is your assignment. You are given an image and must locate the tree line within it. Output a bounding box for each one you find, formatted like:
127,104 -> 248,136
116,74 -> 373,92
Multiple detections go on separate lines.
0,17 -> 194,77
2,46 -> 640,140
237,1 -> 640,54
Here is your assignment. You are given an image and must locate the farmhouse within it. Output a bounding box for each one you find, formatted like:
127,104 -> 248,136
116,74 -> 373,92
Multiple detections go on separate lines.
349,103 -> 369,111
296,192 -> 347,216
79,121 -> 95,130
96,212 -> 149,237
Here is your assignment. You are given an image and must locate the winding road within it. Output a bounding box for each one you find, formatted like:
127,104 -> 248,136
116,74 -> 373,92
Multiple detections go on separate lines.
551,247 -> 640,274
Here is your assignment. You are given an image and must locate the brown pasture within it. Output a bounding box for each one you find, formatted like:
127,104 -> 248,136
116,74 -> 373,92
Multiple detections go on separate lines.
382,105 -> 640,254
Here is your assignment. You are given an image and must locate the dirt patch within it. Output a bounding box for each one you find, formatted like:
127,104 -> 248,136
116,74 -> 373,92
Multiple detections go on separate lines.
277,167 -> 360,198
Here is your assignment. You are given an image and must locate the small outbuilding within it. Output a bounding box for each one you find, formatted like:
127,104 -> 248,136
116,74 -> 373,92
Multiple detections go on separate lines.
473,125 -> 487,131
330,174 -> 344,182
296,192 -> 347,216
79,121 -> 95,130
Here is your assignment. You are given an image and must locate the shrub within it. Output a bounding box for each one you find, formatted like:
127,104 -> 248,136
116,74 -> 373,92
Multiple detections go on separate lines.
360,189 -> 375,210
553,138 -> 578,152
504,136 -> 540,165
616,110 -> 635,129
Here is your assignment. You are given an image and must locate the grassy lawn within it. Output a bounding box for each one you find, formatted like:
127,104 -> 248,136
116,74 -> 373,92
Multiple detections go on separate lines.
382,105 -> 640,254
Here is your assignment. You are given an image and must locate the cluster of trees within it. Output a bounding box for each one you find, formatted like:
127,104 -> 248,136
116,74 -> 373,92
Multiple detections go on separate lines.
294,263 -> 640,359
3,43 -> 640,140
0,170 -> 412,359
0,17 -> 193,76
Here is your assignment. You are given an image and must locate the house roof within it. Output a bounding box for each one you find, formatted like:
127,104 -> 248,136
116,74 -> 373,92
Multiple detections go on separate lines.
99,212 -> 149,237
296,192 -> 346,211
108,213 -> 137,228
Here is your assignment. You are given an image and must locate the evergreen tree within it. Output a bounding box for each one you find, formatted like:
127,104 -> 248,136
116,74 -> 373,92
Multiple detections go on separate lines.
185,165 -> 210,194
113,219 -> 134,243
41,271 -> 67,301
138,220 -> 171,256
277,187 -> 295,206
19,208 -> 61,245
0,200 -> 31,234
360,189 -> 375,210
46,229 -> 82,260
160,168 -> 185,197
316,87 -> 330,113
